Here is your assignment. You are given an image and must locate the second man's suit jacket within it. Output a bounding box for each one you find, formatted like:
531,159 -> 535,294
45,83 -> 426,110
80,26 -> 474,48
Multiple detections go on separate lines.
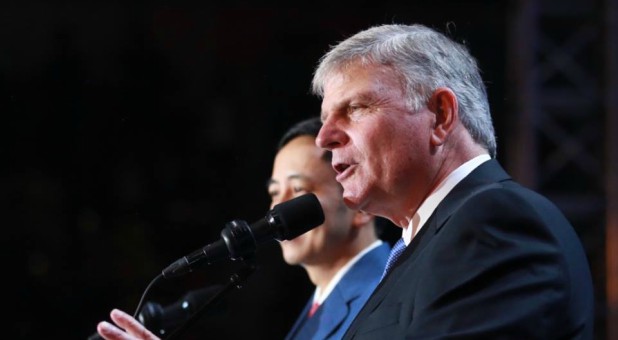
285,242 -> 390,340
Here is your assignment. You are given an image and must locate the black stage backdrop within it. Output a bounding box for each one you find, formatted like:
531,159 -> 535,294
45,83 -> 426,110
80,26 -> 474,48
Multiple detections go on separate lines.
2,2 -> 547,339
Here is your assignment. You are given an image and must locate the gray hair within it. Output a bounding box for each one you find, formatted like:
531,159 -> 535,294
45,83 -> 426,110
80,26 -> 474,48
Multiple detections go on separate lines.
311,24 -> 497,158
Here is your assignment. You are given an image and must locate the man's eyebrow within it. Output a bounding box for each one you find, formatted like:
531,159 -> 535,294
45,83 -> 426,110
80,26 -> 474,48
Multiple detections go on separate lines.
355,90 -> 379,102
321,91 -> 378,120
266,174 -> 307,188
287,174 -> 306,181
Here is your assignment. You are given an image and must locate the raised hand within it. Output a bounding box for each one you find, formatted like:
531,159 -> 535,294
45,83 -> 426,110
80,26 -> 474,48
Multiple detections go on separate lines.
96,309 -> 160,340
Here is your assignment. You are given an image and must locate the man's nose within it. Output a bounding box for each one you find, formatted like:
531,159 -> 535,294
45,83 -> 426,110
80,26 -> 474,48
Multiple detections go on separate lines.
316,118 -> 347,150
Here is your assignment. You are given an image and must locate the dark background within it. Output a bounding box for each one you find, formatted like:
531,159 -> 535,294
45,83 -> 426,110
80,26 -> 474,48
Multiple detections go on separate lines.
2,2 -> 607,339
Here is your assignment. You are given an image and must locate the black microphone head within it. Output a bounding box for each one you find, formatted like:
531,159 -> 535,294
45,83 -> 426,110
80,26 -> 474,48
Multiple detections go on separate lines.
269,193 -> 325,241
162,193 -> 325,278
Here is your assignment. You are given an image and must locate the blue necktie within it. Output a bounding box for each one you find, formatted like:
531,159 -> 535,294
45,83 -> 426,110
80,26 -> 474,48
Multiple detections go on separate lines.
381,238 -> 406,280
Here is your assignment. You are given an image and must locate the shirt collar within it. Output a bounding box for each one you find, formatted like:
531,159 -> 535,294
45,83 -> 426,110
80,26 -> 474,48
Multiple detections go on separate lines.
402,154 -> 491,245
312,240 -> 383,304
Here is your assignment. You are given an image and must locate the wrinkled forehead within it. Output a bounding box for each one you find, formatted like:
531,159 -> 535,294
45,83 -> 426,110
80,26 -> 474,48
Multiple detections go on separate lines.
322,60 -> 402,90
314,56 -> 374,95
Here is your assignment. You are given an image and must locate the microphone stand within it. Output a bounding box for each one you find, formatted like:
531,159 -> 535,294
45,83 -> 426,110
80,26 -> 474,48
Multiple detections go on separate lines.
163,258 -> 256,340
87,257 -> 257,340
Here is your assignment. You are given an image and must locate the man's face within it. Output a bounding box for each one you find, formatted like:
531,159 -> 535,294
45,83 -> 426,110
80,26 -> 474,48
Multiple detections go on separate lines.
268,135 -> 356,266
316,61 -> 436,225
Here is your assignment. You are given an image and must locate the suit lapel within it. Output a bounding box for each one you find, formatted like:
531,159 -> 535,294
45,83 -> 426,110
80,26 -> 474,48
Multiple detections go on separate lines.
311,288 -> 349,339
314,243 -> 389,338
356,219 -> 436,318
285,300 -> 314,340
289,243 -> 390,340
398,161 -> 511,264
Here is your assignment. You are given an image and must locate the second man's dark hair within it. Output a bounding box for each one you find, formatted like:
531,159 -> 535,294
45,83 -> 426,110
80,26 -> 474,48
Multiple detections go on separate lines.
277,116 -> 323,150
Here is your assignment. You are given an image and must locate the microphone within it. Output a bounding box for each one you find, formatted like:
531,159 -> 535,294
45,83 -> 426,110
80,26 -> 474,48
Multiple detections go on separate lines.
138,285 -> 224,337
162,193 -> 324,278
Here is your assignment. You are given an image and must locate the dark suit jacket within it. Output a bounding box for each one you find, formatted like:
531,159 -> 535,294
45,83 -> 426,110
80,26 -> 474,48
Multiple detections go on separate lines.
343,160 -> 594,339
286,242 -> 390,340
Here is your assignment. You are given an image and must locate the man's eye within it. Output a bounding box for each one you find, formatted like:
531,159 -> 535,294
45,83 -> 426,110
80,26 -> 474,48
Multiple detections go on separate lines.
293,187 -> 307,194
268,190 -> 278,198
348,104 -> 367,120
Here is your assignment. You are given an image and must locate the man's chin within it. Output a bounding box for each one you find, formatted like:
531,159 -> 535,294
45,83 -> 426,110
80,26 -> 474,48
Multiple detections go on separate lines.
342,192 -> 364,210
282,255 -> 302,266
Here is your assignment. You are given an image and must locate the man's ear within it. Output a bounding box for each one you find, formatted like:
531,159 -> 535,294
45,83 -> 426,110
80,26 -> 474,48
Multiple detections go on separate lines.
427,87 -> 458,146
352,210 -> 374,228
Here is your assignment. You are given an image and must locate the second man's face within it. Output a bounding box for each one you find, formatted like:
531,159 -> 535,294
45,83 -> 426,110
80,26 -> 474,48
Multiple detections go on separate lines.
268,135 -> 356,266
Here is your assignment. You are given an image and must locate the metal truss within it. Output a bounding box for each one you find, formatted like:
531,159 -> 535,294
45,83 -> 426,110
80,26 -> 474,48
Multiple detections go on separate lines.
506,0 -> 617,338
